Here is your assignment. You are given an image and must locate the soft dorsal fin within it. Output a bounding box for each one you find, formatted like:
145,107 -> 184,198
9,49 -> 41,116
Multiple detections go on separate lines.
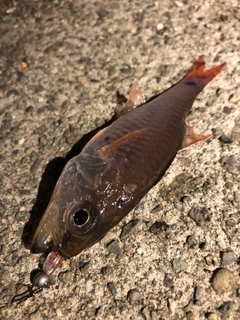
99,128 -> 147,158
115,81 -> 145,117
125,81 -> 145,109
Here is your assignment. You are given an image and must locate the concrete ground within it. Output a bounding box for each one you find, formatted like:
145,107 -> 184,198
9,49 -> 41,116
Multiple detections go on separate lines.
0,0 -> 239,319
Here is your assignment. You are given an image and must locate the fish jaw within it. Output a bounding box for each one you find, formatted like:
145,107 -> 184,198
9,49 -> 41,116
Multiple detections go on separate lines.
31,202 -> 58,254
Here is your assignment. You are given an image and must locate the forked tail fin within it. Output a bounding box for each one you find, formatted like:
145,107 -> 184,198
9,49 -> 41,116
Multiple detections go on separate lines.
182,55 -> 226,87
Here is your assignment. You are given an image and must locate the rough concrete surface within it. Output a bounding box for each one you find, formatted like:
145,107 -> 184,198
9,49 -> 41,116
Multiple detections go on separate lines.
0,0 -> 239,319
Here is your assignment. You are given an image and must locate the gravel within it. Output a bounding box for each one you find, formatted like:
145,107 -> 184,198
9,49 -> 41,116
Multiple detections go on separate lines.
211,268 -> 238,294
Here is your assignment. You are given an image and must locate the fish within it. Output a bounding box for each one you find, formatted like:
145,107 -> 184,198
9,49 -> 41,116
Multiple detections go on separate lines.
31,55 -> 225,261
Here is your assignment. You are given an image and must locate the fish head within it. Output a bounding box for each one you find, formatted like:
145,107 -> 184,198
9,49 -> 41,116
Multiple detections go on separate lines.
31,154 -> 124,258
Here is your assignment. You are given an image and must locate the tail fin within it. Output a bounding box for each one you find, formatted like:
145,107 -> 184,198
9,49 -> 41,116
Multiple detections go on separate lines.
182,55 -> 226,87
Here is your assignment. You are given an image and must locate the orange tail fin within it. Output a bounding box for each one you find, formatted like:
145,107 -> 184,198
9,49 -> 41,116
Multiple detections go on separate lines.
182,55 -> 226,87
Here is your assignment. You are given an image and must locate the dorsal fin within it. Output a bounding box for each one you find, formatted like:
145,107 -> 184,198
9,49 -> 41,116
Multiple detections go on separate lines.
115,81 -> 145,117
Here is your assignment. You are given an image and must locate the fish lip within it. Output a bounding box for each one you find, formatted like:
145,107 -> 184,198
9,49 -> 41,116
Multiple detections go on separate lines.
30,240 -> 53,254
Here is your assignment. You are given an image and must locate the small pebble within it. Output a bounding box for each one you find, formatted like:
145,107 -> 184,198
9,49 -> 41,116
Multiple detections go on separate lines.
168,298 -> 177,313
206,312 -> 218,320
236,288 -> 240,297
220,155 -> 240,175
58,270 -> 73,284
77,75 -> 91,87
223,106 -> 232,114
127,289 -> 141,305
234,191 -> 240,203
107,282 -> 117,297
101,266 -> 109,275
25,146 -> 36,156
29,310 -> 43,320
120,67 -> 132,74
107,239 -> 121,255
185,311 -> 194,320
150,221 -> 169,235
163,273 -> 174,288
172,258 -> 186,274
150,204 -> 163,213
39,136 -> 48,147
220,250 -> 235,266
116,300 -> 128,313
232,114 -> 240,142
18,138 -> 25,145
186,235 -> 198,248
188,206 -> 211,226
108,65 -> 116,77
30,158 -> 42,173
120,219 -> 139,240
141,307 -> 151,320
194,286 -> 204,302
20,157 -> 27,165
79,261 -> 90,273
156,23 -> 164,31
205,254 -> 214,266
217,301 -> 233,314
218,135 -> 233,144
175,1 -> 183,7
229,90 -> 240,103
174,201 -> 184,211
211,268 -> 238,294
7,89 -> 20,98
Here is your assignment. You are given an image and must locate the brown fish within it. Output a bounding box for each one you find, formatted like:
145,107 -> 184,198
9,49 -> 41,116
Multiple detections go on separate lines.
31,56 -> 225,260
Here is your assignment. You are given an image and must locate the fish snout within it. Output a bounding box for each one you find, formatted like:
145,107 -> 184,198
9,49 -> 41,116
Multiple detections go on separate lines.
31,230 -> 53,254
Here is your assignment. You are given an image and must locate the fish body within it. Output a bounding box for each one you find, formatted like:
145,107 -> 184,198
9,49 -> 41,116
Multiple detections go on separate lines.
31,56 -> 225,259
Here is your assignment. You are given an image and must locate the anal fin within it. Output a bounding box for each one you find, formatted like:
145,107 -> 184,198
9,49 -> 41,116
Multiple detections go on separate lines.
181,124 -> 212,149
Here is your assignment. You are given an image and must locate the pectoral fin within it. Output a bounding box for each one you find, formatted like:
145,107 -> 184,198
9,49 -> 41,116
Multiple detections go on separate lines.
99,128 -> 147,158
181,124 -> 212,149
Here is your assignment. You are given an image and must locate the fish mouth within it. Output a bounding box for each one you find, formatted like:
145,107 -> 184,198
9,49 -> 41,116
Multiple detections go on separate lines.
31,229 -> 53,254
30,213 -> 55,254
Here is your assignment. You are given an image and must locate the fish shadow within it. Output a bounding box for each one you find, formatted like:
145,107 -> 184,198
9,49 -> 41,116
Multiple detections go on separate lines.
22,118 -> 114,250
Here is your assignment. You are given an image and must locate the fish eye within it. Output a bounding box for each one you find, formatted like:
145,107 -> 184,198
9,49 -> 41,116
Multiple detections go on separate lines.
69,202 -> 98,235
73,209 -> 90,226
